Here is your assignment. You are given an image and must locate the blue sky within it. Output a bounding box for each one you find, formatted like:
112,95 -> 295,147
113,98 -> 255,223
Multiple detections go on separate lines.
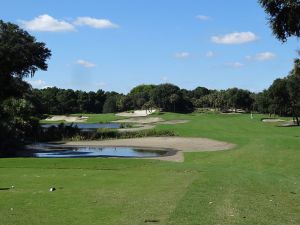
1,0 -> 299,93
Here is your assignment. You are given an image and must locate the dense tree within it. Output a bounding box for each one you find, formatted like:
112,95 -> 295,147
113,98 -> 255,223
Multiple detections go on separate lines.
286,58 -> 300,125
150,84 -> 192,113
102,96 -> 118,113
0,20 -> 51,101
151,84 -> 180,111
253,90 -> 271,114
0,20 -> 51,150
259,0 -> 300,124
169,93 -> 180,112
268,78 -> 290,116
259,0 -> 300,42
128,84 -> 156,109
192,87 -> 210,99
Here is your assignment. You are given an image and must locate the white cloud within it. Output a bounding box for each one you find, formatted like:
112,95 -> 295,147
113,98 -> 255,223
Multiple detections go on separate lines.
20,14 -> 75,32
175,52 -> 190,59
196,15 -> 211,21
206,51 -> 216,58
76,59 -> 96,68
225,62 -> 244,68
211,32 -> 258,44
28,79 -> 52,89
246,52 -> 276,61
74,17 -> 119,29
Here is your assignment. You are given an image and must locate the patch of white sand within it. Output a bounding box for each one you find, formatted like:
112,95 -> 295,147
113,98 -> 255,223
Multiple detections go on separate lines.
45,116 -> 88,123
280,120 -> 297,127
262,119 -> 285,123
116,110 -> 156,117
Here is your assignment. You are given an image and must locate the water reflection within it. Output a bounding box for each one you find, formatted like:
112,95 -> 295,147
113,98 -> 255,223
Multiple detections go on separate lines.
2,145 -> 168,158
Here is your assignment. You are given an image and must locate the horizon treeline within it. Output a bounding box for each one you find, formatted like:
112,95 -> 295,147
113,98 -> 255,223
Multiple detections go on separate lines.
31,74 -> 299,119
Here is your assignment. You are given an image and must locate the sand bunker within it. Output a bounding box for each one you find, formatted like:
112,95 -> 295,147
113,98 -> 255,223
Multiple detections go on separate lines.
262,118 -> 285,123
64,137 -> 235,162
280,120 -> 298,127
45,116 -> 88,123
116,110 -> 156,117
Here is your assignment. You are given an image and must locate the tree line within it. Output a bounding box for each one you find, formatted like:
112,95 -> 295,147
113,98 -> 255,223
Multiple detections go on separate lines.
30,65 -> 300,125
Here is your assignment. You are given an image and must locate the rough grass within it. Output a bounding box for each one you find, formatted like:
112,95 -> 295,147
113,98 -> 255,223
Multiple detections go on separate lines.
1,112 -> 300,225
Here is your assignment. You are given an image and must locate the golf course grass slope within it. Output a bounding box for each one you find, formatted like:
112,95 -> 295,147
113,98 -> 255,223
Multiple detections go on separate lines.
0,113 -> 299,225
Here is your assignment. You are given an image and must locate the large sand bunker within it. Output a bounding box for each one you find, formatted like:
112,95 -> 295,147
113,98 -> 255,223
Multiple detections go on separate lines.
116,110 -> 156,117
64,137 -> 235,162
262,118 -> 285,123
45,116 -> 88,123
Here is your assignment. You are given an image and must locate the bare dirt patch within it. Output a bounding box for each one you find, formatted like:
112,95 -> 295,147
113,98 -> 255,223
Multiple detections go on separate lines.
45,116 -> 88,123
64,137 -> 235,162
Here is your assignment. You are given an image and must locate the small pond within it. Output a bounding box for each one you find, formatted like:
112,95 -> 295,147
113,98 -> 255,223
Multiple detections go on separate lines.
41,123 -> 120,131
3,145 -> 168,158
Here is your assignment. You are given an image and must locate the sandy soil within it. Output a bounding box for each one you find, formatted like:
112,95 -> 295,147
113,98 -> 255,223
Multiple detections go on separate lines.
45,116 -> 88,123
116,110 -> 156,117
64,137 -> 235,162
262,119 -> 285,123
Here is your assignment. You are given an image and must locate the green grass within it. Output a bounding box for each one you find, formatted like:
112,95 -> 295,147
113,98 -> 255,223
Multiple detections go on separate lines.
1,113 -> 300,225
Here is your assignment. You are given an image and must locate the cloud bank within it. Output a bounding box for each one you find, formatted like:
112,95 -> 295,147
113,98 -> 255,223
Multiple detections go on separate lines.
20,14 -> 75,32
74,17 -> 119,29
20,15 -> 119,32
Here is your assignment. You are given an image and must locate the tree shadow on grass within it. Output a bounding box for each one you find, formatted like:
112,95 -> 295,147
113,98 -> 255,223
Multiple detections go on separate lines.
0,188 -> 10,191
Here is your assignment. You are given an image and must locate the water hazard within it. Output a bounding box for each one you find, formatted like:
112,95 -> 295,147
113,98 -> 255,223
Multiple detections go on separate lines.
3,145 -> 168,158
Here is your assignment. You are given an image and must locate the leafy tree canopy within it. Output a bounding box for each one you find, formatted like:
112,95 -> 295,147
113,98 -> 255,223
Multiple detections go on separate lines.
259,0 -> 300,42
0,20 -> 51,78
